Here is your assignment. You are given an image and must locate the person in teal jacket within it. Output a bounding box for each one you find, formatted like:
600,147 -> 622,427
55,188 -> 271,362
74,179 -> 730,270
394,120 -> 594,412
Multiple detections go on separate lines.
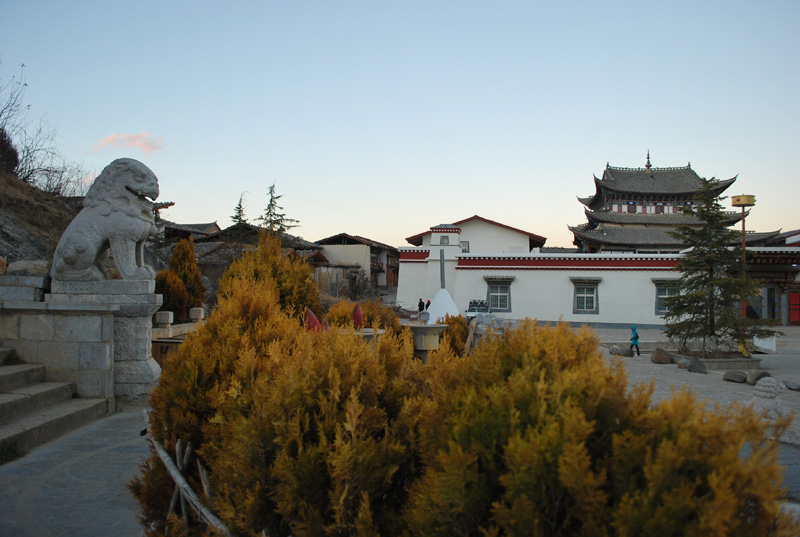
630,325 -> 640,356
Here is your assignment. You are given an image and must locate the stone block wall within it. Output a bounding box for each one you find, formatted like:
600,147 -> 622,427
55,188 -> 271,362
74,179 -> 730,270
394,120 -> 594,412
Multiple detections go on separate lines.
0,302 -> 116,402
1,276 -> 163,404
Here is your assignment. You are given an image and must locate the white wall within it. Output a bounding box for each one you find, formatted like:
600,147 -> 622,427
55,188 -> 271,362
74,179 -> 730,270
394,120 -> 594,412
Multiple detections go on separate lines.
397,258 -> 428,310
320,245 -> 370,274
451,267 -> 679,326
457,220 -> 531,254
400,250 -> 682,325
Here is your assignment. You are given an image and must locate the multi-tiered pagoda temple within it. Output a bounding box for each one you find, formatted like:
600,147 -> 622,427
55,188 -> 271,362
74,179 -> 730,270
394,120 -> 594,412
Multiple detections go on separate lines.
570,154 -> 778,253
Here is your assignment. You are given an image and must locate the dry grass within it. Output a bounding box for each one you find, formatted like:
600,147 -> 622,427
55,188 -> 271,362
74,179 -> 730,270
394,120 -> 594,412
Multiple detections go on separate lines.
0,171 -> 77,258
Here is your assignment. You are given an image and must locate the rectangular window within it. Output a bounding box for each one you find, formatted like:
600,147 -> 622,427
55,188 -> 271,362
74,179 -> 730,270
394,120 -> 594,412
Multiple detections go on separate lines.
460,241 -> 470,253
439,235 -> 449,245
484,276 -> 514,312
575,286 -> 597,312
488,285 -> 510,311
655,284 -> 679,314
571,277 -> 601,315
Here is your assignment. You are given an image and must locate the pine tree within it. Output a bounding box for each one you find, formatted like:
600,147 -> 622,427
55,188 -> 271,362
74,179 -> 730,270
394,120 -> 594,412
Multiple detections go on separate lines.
258,183 -> 298,235
664,178 -> 776,355
231,192 -> 248,224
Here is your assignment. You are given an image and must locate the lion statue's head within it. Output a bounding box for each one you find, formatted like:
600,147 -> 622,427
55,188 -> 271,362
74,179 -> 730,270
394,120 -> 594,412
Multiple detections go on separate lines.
85,158 -> 160,218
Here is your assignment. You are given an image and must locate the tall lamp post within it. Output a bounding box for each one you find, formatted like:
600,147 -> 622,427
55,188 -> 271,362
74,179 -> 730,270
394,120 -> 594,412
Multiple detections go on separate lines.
731,195 -> 755,325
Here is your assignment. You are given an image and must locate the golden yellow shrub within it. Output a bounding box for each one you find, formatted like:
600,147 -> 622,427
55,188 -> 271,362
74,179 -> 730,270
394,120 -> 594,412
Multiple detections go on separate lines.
404,321 -> 797,537
326,299 -> 402,334
133,303 -> 798,537
219,231 -> 320,319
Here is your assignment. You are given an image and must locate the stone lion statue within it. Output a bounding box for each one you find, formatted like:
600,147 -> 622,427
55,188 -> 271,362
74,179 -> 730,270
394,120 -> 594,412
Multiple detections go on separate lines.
51,158 -> 160,281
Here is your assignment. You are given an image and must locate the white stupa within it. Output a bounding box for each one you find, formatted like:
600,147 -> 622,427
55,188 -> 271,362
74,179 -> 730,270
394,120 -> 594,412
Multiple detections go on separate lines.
426,287 -> 460,324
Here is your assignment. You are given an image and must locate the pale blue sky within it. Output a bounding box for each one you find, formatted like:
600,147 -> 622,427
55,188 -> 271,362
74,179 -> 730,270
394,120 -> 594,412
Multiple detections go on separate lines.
2,1 -> 798,248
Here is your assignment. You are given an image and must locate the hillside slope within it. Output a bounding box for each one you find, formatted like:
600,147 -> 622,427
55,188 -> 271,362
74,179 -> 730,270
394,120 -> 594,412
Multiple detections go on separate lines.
0,172 -> 77,264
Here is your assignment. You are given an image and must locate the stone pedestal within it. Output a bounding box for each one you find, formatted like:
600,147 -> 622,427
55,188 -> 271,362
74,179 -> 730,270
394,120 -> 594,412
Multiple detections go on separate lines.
408,323 -> 446,364
46,280 -> 163,401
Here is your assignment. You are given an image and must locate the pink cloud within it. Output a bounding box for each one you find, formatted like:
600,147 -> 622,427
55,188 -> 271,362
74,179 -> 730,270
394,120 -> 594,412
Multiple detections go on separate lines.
92,132 -> 163,154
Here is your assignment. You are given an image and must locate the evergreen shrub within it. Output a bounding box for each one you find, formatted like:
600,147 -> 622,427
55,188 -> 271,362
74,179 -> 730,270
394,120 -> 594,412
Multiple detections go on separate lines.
169,237 -> 206,310
325,299 -> 356,327
133,270 -> 797,537
326,299 -> 401,334
154,269 -> 190,323
219,232 -> 320,320
437,313 -> 469,356
405,323 -> 796,537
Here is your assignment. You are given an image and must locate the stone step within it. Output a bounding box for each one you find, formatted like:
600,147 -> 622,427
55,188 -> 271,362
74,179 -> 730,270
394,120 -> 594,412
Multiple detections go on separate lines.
0,347 -> 14,363
0,381 -> 77,423
0,398 -> 108,458
0,364 -> 45,393
0,285 -> 43,302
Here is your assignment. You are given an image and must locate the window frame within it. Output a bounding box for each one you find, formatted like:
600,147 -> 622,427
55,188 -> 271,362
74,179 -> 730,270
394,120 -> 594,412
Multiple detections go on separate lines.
653,279 -> 680,315
570,277 -> 601,315
483,276 -> 514,313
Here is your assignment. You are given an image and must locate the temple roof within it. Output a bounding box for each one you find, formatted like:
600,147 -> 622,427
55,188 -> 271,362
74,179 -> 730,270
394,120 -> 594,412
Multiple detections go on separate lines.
570,226 -> 685,248
583,209 -> 744,226
570,225 -> 780,250
580,162 -> 736,209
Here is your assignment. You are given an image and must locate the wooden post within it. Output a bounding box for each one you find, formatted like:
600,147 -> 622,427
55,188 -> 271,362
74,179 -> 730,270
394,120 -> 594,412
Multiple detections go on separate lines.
143,410 -> 234,537
463,317 -> 479,357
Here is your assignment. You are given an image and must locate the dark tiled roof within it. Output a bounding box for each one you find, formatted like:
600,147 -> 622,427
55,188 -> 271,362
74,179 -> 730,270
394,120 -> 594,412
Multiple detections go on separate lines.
194,241 -> 229,259
571,226 -> 780,248
293,250 -> 330,263
181,222 -> 220,234
599,165 -> 736,195
195,222 -> 319,249
580,163 -> 737,209
571,226 -> 686,247
162,221 -> 215,236
584,210 -> 743,226
540,246 -> 580,253
316,233 -> 398,252
768,229 -> 800,244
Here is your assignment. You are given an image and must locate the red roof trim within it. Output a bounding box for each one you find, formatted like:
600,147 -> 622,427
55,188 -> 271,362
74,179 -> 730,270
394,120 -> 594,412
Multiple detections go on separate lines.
400,250 -> 430,261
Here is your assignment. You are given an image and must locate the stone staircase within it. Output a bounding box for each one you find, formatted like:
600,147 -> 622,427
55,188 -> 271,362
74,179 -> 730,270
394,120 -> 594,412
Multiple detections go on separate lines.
0,347 -> 108,462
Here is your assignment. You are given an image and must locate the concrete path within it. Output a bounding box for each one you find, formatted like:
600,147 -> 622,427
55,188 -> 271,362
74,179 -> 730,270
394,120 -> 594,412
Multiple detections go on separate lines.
0,404 -> 148,537
590,326 -> 800,504
2,328 -> 800,535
